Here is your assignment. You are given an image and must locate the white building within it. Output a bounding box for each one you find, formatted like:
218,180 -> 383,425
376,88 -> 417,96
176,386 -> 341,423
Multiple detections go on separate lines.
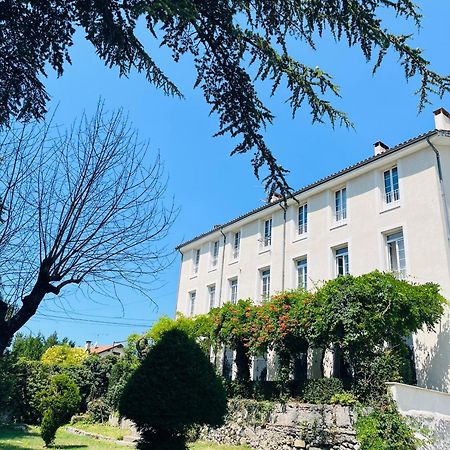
176,108 -> 450,393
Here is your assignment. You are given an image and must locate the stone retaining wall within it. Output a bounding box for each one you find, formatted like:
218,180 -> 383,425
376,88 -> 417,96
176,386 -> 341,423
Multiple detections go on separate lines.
200,400 -> 360,450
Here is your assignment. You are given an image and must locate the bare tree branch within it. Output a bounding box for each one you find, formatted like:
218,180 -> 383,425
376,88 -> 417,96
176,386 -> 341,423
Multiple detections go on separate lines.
0,104 -> 176,354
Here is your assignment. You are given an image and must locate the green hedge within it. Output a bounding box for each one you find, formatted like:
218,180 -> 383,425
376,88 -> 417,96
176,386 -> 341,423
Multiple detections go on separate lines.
223,378 -> 352,403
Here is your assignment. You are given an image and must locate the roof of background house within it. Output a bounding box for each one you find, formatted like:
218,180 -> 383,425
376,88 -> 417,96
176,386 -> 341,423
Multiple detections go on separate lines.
89,343 -> 124,354
176,129 -> 439,250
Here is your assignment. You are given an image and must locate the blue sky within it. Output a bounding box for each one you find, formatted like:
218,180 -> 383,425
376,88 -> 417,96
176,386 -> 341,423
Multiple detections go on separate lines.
24,1 -> 450,346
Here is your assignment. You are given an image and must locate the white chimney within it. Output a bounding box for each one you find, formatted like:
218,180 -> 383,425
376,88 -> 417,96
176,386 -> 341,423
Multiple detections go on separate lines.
433,107 -> 450,131
85,340 -> 92,352
374,141 -> 389,156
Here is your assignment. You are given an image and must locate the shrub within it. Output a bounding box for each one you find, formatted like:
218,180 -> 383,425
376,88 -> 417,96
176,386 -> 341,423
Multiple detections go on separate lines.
40,408 -> 59,447
41,345 -> 87,366
87,398 -> 111,423
0,354 -> 18,422
16,360 -> 53,424
119,329 -> 227,450
39,374 -> 81,446
106,359 -> 135,411
302,378 -> 344,404
330,392 -> 358,406
355,403 -> 419,450
352,349 -> 411,404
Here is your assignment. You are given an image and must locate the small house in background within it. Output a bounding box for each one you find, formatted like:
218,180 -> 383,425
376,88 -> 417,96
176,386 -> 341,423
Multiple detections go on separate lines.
85,340 -> 125,358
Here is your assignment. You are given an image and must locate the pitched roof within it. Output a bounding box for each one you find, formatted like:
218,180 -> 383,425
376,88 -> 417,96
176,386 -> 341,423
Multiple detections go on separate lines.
90,343 -> 123,354
176,129 -> 437,250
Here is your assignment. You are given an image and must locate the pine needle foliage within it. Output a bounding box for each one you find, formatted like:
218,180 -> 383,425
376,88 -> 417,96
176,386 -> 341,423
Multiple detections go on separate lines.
1,1 -> 449,195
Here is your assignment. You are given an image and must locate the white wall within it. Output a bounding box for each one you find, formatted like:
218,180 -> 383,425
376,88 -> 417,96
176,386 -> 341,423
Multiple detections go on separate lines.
176,135 -> 450,392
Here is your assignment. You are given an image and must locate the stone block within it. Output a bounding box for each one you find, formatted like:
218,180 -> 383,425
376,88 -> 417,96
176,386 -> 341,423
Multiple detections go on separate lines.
294,439 -> 307,448
335,406 -> 351,428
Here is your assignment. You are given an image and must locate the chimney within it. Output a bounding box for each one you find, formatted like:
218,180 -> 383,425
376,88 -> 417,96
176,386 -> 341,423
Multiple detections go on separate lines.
85,340 -> 92,353
433,107 -> 450,131
267,192 -> 283,204
374,141 -> 389,156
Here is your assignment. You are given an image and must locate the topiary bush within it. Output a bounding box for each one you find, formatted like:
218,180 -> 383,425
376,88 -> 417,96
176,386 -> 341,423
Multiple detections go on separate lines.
119,329 -> 227,450
40,408 -> 59,447
38,373 -> 81,446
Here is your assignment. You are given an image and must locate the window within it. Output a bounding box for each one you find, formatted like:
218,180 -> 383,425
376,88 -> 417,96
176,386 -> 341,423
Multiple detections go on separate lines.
189,291 -> 196,316
297,258 -> 308,290
298,204 -> 308,235
230,278 -> 238,304
261,269 -> 271,301
211,240 -> 219,268
384,167 -> 400,204
335,247 -> 349,276
232,231 -> 241,259
335,188 -> 347,222
208,285 -> 216,310
262,218 -> 272,247
387,231 -> 406,277
192,249 -> 200,274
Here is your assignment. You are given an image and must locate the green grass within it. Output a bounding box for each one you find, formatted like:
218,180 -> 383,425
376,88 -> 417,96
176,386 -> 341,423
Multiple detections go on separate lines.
0,426 -> 249,450
0,425 -> 128,449
70,422 -> 131,440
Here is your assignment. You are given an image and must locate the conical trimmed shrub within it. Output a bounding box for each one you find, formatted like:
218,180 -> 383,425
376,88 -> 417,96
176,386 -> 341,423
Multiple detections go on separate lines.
119,329 -> 227,449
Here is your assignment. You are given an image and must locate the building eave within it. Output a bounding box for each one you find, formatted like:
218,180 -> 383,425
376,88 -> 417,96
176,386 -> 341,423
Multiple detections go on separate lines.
176,129 -> 440,251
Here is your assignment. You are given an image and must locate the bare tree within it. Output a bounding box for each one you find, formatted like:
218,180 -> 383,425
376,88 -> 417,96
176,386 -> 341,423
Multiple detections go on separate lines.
0,106 -> 175,355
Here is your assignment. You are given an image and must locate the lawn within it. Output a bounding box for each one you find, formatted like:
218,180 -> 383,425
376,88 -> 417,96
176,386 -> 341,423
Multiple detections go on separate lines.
0,426 -> 127,450
69,422 -> 131,440
0,426 -> 249,450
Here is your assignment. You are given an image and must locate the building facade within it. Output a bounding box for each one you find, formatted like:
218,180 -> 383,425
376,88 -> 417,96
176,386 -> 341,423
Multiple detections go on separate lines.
176,108 -> 450,393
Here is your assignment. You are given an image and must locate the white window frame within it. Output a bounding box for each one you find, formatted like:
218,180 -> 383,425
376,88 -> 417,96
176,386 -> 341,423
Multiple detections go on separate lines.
192,248 -> 200,275
334,187 -> 347,223
261,268 -> 271,301
189,291 -> 196,316
230,278 -> 238,304
384,166 -> 400,205
261,217 -> 272,248
386,230 -> 406,278
208,284 -> 216,310
335,246 -> 349,276
210,240 -> 219,269
298,203 -> 308,235
296,258 -> 308,290
232,231 -> 241,260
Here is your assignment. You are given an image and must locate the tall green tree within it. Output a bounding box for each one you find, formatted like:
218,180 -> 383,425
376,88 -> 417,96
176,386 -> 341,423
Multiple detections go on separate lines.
11,332 -> 75,361
1,1 -> 449,195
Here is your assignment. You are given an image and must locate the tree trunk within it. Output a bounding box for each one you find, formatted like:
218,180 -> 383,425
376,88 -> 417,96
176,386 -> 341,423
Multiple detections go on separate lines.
0,275 -> 49,356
